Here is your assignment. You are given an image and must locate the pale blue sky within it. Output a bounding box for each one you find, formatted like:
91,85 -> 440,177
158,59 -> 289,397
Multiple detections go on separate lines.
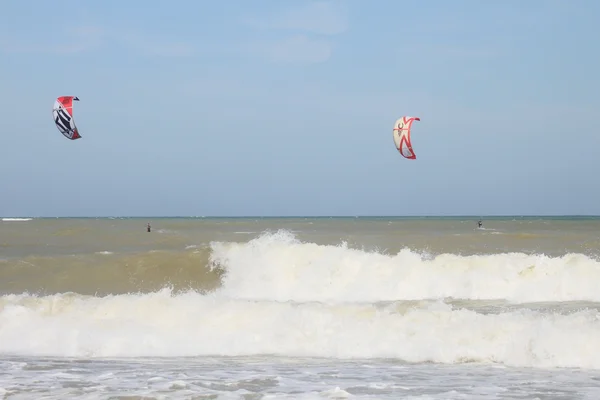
1,0 -> 599,217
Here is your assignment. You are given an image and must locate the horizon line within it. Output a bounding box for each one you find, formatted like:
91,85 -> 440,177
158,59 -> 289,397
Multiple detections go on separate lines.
3,214 -> 600,219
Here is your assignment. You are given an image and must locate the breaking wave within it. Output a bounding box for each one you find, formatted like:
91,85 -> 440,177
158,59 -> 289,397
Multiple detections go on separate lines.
2,230 -> 600,369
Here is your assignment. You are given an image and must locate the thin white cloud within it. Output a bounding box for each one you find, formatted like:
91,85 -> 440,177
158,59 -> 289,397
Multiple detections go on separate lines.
404,43 -> 501,59
243,1 -> 348,64
250,35 -> 333,64
0,26 -> 104,54
118,33 -> 194,57
246,1 -> 348,36
0,25 -> 194,57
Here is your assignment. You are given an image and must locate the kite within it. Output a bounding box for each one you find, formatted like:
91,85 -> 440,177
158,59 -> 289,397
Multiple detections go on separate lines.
52,96 -> 81,140
392,116 -> 420,159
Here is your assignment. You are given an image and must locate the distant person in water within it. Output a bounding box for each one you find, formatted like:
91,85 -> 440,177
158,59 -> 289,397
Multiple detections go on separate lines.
147,222 -> 151,232
477,220 -> 483,228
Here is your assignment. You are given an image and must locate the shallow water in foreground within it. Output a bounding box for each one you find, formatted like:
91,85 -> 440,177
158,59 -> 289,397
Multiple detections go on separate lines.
3,356 -> 600,399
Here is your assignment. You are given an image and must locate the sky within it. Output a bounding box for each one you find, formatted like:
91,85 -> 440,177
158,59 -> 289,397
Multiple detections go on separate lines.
1,0 -> 599,217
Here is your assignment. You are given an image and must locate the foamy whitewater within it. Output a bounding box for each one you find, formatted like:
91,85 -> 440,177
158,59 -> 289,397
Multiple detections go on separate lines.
1,216 -> 600,399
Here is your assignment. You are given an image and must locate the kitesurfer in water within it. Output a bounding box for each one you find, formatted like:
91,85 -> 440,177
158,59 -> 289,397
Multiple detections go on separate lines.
477,220 -> 483,228
147,222 -> 151,233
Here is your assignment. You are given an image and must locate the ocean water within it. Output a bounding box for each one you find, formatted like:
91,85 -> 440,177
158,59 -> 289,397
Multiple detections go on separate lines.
1,216 -> 600,399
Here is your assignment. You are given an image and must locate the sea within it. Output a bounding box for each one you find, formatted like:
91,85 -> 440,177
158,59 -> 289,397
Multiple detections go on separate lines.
1,216 -> 600,399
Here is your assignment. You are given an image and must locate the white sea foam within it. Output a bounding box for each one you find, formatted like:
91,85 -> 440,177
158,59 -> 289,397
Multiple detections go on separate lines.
209,230 -> 600,303
0,290 -> 600,369
2,230 -> 600,371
